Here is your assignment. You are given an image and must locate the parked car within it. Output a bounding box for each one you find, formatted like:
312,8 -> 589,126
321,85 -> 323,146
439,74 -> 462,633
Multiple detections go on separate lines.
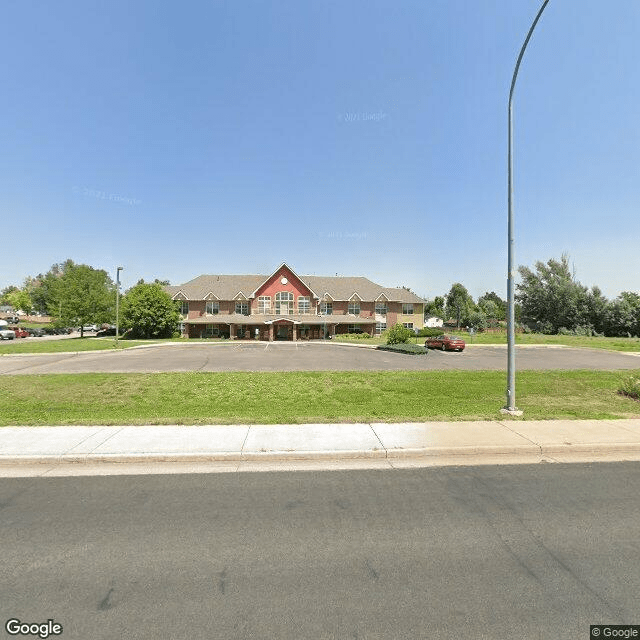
425,334 -> 466,352
0,320 -> 15,340
28,327 -> 46,337
81,325 -> 98,333
12,327 -> 30,338
96,327 -> 117,337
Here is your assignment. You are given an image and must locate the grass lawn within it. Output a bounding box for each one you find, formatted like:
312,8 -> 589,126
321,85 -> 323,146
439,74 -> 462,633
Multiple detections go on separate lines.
450,331 -> 640,352
335,332 -> 640,352
1,370 -> 639,426
0,338 -> 150,354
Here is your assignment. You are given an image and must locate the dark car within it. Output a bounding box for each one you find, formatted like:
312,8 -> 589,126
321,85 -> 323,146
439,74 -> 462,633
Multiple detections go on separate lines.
425,334 -> 466,352
96,327 -> 117,337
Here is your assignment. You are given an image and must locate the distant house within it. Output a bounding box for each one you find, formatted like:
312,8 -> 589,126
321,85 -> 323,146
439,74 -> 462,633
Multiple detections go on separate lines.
425,316 -> 443,328
165,262 -> 426,341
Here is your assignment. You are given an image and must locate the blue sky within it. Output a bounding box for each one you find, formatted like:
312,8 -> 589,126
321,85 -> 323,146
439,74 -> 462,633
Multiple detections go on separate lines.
1,0 -> 638,301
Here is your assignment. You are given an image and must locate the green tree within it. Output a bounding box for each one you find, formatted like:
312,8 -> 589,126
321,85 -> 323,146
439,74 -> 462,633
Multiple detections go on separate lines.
56,264 -> 115,335
468,309 -> 488,331
120,283 -> 181,339
516,255 -> 590,334
477,291 -> 507,321
425,296 -> 445,319
604,292 -> 640,337
7,288 -> 33,314
445,284 -> 475,328
1,285 -> 19,306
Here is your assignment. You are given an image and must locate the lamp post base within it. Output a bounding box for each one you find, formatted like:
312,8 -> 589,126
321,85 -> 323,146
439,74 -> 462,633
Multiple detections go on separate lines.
500,407 -> 524,417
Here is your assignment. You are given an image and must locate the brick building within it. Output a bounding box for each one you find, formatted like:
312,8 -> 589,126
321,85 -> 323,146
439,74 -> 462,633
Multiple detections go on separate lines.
165,263 -> 425,341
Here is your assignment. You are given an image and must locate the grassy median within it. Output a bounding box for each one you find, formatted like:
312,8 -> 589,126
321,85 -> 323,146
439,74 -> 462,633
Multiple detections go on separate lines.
1,370 -> 639,425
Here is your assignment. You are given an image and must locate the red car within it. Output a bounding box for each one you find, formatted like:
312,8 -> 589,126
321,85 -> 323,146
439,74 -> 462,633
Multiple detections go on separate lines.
12,327 -> 30,338
425,334 -> 466,352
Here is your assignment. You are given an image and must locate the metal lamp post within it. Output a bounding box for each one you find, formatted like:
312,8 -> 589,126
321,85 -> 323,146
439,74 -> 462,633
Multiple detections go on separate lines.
504,0 -> 549,415
115,266 -> 123,344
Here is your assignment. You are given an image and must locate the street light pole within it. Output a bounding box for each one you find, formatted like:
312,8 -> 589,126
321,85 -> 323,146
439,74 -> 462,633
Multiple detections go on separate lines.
115,267 -> 123,344
504,0 -> 549,415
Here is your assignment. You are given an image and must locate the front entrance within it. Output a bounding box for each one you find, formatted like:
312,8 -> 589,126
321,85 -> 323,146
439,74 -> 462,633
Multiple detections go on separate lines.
276,325 -> 292,340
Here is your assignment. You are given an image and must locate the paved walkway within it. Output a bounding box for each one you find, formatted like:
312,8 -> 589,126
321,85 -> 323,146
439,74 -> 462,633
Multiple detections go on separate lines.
2,419 -> 640,476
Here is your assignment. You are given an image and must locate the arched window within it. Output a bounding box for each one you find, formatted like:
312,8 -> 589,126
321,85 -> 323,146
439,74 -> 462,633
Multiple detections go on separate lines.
275,291 -> 294,315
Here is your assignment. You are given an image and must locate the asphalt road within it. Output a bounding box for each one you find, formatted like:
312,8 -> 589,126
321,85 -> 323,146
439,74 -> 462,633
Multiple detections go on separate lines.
1,463 -> 639,639
0,342 -> 639,374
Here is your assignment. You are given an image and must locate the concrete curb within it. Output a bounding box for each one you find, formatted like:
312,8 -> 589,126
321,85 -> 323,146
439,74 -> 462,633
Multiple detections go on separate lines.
4,442 -> 640,467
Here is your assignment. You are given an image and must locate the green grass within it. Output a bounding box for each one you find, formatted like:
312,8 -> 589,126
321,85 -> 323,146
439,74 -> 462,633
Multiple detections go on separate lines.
1,370 -> 639,426
448,331 -> 640,352
0,338 -> 149,354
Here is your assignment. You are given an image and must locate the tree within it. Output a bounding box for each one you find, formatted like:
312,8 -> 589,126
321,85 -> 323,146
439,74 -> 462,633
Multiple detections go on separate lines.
56,264 -> 115,335
7,288 -> 33,314
603,292 -> 640,337
516,255 -> 590,334
1,285 -> 19,306
477,291 -> 507,321
120,283 -> 181,339
425,296 -> 445,319
445,284 -> 475,328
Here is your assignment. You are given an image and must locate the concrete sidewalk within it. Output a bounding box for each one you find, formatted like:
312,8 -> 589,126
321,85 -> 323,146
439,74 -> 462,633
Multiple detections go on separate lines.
2,419 -> 640,476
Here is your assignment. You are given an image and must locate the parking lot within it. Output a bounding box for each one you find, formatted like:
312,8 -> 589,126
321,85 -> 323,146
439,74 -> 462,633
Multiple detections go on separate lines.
1,341 -> 639,374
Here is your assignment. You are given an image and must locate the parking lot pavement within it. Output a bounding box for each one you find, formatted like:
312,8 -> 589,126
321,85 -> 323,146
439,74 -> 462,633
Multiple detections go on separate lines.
0,342 -> 639,374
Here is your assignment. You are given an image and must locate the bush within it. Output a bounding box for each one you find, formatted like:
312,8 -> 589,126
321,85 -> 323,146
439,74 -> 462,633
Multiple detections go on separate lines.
334,332 -> 372,341
377,343 -> 426,355
418,327 -> 444,337
386,323 -> 413,345
618,375 -> 640,400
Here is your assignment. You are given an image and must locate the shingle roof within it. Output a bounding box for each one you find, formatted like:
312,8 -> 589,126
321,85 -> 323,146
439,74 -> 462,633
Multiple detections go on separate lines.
167,268 -> 425,303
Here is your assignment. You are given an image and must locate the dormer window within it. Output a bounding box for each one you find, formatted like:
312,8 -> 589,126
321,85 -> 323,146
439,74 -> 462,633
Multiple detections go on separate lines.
235,301 -> 249,315
348,299 -> 360,315
320,302 -> 333,315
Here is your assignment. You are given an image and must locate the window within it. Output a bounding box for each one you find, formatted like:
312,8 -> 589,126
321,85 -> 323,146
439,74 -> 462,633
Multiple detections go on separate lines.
297,296 -> 310,314
180,301 -> 189,315
375,303 -> 388,315
402,304 -> 414,315
375,322 -> 387,335
257,296 -> 271,314
348,300 -> 360,315
348,324 -> 364,334
320,302 -> 333,315
275,291 -> 294,315
235,301 -> 249,315
403,322 -> 414,329
206,301 -> 219,315
204,324 -> 219,337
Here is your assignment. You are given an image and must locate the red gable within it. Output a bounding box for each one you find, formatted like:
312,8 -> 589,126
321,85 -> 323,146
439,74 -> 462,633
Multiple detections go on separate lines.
253,264 -> 315,300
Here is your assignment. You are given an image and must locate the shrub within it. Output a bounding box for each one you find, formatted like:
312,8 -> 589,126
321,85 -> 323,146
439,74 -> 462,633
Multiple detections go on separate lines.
418,327 -> 443,337
334,332 -> 372,341
377,343 -> 426,355
618,375 -> 640,400
386,323 -> 413,345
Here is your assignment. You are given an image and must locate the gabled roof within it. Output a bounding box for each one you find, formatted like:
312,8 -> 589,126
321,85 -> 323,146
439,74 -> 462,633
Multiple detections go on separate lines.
166,266 -> 426,303
250,262 -> 319,299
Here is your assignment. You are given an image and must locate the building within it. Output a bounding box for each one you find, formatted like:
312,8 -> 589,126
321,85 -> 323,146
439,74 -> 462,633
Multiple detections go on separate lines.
165,263 -> 425,341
